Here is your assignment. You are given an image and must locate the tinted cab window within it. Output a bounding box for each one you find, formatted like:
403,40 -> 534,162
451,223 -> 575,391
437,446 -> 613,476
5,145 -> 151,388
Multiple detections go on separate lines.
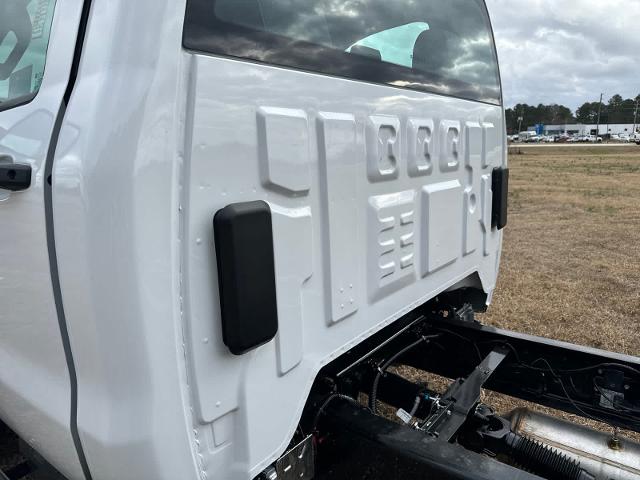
0,0 -> 57,111
184,0 -> 501,104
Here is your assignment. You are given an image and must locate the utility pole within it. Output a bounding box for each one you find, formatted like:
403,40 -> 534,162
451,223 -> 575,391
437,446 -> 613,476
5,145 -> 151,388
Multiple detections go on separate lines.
633,97 -> 639,135
595,93 -> 603,137
517,107 -> 524,134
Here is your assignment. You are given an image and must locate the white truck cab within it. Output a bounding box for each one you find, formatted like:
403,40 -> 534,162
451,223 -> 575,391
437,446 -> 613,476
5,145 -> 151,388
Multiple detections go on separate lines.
2,2 -> 639,480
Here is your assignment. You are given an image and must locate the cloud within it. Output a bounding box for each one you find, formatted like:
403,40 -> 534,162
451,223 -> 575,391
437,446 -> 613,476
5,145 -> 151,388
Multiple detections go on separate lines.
485,0 -> 640,109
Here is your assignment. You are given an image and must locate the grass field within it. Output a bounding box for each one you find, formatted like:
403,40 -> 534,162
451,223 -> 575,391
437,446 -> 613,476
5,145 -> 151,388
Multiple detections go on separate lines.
478,144 -> 640,438
484,144 -> 640,354
396,144 -> 640,442
347,143 -> 640,476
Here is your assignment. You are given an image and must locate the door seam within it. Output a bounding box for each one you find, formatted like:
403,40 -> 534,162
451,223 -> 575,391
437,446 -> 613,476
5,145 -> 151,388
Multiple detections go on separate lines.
43,0 -> 95,478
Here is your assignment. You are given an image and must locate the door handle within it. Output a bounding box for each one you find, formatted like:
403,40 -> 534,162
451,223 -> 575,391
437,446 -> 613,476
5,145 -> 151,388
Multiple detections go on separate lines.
0,163 -> 32,192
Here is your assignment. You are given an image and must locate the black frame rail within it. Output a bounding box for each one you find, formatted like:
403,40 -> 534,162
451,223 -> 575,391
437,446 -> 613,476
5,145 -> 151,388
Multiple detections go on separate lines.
309,304 -> 639,480
321,306 -> 640,434
319,397 -> 543,480
404,316 -> 640,433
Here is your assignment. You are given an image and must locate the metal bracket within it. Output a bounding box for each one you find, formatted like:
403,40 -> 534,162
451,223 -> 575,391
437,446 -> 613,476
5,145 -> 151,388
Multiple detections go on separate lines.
275,435 -> 315,480
422,347 -> 508,440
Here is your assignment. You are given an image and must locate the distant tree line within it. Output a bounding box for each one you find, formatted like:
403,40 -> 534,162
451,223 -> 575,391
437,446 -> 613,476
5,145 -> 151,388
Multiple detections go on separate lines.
505,94 -> 640,133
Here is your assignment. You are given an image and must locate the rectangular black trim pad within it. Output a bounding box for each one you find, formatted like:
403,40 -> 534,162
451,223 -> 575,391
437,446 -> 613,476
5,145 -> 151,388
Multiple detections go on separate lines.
214,201 -> 279,355
0,162 -> 32,192
492,167 -> 509,231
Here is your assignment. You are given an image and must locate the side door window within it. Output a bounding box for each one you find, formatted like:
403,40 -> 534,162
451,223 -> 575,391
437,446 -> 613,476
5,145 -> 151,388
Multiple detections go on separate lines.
0,0 -> 57,111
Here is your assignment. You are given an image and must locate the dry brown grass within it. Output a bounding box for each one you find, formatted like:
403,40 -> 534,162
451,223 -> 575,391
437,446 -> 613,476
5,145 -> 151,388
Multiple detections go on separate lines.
397,145 -> 640,441
479,145 -> 640,439
483,145 -> 640,355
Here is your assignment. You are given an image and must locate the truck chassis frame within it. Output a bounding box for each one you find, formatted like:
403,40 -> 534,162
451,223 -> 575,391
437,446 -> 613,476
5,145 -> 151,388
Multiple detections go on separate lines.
302,294 -> 640,480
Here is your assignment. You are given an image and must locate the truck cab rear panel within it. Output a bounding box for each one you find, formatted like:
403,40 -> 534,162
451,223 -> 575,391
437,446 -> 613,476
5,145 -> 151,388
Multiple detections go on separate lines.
182,53 -> 505,476
2,0 -> 506,478
3,1 -> 637,480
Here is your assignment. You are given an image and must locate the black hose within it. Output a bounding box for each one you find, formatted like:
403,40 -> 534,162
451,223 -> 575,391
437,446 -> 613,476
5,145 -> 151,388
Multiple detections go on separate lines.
369,336 -> 432,414
506,434 -> 595,480
409,395 -> 421,418
312,393 -> 362,433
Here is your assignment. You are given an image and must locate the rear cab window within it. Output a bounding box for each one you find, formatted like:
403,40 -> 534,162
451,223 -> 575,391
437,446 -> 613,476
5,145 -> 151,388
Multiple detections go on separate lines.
0,0 -> 57,112
183,0 -> 502,105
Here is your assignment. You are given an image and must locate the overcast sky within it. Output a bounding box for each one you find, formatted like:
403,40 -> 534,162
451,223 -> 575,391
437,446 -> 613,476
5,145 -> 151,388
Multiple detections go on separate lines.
485,0 -> 640,110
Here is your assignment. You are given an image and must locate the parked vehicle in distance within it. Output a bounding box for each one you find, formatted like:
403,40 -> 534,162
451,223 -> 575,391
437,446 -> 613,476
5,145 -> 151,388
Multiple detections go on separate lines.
518,131 -> 540,142
585,135 -> 603,143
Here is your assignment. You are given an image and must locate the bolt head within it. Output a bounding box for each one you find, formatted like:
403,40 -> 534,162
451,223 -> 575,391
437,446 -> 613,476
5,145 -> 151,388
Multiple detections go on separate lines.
608,436 -> 623,451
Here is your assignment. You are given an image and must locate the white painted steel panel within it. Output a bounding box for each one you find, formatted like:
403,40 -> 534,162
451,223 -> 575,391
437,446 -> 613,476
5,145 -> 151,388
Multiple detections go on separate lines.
257,107 -> 311,195
367,190 -> 416,301
51,1 -> 201,480
43,6 -> 506,480
421,181 -> 464,274
271,205 -> 313,375
179,55 -> 505,479
407,118 -> 435,177
0,1 -> 87,478
464,122 -> 483,256
318,112 -> 361,324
